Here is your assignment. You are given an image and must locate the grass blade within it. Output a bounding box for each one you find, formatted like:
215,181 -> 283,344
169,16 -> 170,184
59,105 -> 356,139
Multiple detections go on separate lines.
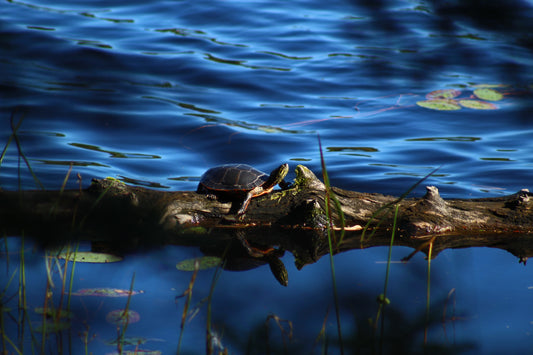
361,166 -> 441,242
318,135 -> 344,355
9,111 -> 44,190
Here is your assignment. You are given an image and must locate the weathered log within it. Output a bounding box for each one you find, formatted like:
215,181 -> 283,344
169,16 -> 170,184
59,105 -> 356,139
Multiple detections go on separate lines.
1,165 -> 533,269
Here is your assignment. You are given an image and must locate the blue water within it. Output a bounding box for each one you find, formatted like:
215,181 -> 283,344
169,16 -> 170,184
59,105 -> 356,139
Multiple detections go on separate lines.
2,0 -> 533,353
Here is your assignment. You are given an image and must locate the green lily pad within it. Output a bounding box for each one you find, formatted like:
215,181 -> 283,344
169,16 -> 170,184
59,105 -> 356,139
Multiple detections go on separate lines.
459,100 -> 498,110
473,88 -> 503,101
71,288 -> 144,297
425,89 -> 461,100
106,350 -> 162,355
106,336 -> 164,346
471,84 -> 507,88
34,307 -> 74,319
176,256 -> 222,271
56,251 -> 123,263
416,99 -> 461,111
106,309 -> 140,326
34,320 -> 71,333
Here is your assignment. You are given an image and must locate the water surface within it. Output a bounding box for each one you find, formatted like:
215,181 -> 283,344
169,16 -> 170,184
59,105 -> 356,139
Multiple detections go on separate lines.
1,0 -> 533,353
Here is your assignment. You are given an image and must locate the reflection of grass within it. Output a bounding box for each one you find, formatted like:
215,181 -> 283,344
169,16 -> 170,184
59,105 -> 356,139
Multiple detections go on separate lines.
177,247 -> 229,355
1,110 -> 44,190
116,273 -> 136,354
20,234 -> 36,355
176,260 -> 200,354
0,251 -> 18,353
206,250 -> 228,355
265,314 -> 293,352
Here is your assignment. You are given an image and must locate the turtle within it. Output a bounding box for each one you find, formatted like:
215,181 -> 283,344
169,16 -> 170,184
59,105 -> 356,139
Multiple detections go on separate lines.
197,163 -> 289,215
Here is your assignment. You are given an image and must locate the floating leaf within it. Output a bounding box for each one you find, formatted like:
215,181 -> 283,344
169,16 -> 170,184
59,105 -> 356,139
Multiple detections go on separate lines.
106,309 -> 140,326
459,100 -> 498,110
416,99 -> 461,111
480,157 -> 512,161
405,136 -> 481,142
34,307 -> 74,319
106,337 -> 165,346
473,88 -> 503,101
106,350 -> 162,355
34,320 -> 71,333
176,256 -> 222,271
71,288 -> 144,297
425,89 -> 461,100
56,251 -> 123,263
471,84 -> 507,89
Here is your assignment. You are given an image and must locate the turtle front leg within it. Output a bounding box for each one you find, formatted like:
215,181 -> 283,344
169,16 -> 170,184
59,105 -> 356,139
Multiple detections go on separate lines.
237,191 -> 254,215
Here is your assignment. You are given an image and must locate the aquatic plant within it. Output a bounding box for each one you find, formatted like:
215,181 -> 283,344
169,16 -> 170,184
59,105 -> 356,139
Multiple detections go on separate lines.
416,86 -> 504,111
318,135 -> 345,354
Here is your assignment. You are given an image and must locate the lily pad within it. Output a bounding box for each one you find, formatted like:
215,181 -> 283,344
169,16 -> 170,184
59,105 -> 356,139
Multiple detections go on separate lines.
34,307 -> 74,319
106,336 -> 164,346
416,99 -> 461,111
56,251 -> 123,263
471,84 -> 507,89
459,100 -> 498,110
176,256 -> 222,271
71,288 -> 144,297
34,320 -> 71,333
106,309 -> 140,326
106,350 -> 161,355
425,89 -> 461,100
473,88 -> 503,101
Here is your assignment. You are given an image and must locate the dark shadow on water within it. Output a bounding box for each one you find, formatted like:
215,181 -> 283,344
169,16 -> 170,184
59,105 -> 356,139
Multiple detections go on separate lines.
215,290 -> 478,354
342,0 -> 533,86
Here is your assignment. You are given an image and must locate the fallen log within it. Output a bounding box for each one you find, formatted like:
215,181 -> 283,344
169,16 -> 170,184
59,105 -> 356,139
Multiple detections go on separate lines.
1,165 -> 532,270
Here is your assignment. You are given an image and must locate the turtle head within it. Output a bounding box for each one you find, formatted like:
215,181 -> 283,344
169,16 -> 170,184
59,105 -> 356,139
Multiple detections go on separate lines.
266,163 -> 289,187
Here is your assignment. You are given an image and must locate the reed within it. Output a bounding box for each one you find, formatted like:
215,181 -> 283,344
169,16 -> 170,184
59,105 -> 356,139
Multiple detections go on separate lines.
48,163 -> 73,218
313,309 -> 330,354
1,261 -> 20,354
0,110 -> 24,171
41,248 -> 54,353
1,237 -> 9,277
176,259 -> 200,355
9,110 -> 43,190
116,272 -> 136,354
18,234 -> 29,354
1,112 -> 46,352
374,203 -> 399,354
318,135 -> 345,354
367,169 -> 440,354
361,166 -> 440,243
0,111 -> 447,354
264,313 -> 293,353
424,236 -> 436,344
206,259 -> 225,355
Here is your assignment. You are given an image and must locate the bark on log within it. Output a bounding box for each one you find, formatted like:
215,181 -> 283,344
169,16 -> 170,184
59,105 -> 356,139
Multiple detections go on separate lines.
1,165 -> 533,270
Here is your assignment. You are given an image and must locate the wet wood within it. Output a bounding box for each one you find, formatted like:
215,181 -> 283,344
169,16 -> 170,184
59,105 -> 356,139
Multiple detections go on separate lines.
1,165 -> 532,267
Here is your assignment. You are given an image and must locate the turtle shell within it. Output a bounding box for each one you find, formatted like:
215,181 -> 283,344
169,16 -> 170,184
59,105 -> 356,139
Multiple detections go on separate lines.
198,164 -> 268,193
